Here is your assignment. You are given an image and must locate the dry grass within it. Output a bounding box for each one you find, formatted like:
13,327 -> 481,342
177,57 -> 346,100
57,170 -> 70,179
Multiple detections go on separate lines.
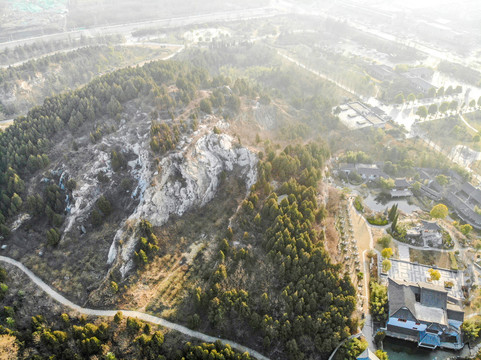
324,217 -> 341,262
117,172 -> 246,316
119,252 -> 184,310
0,120 -> 13,131
409,249 -> 453,269
0,335 -> 19,360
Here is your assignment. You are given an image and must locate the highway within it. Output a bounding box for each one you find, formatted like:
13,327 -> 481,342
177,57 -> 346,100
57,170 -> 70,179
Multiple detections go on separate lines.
0,7 -> 280,52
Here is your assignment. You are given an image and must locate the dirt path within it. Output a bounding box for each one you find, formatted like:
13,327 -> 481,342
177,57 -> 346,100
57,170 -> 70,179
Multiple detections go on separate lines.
348,199 -> 373,313
0,255 -> 269,360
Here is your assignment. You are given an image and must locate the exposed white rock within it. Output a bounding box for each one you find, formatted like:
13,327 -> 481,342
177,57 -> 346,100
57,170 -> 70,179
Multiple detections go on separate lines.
109,132 -> 257,277
63,150 -> 109,235
11,213 -> 31,232
63,110 -> 151,237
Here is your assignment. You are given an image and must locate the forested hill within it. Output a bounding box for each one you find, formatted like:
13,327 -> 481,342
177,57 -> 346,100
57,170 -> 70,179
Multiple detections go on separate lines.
0,60 -> 206,232
0,44 -> 174,120
175,142 -> 358,359
0,57 -> 249,302
0,51 -> 358,359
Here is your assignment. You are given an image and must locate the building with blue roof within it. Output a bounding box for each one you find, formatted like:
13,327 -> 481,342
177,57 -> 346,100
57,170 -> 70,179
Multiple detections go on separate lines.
382,278 -> 464,351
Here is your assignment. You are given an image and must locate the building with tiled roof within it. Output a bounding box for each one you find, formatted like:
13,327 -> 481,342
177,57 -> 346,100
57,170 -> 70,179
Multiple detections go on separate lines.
383,278 -> 464,350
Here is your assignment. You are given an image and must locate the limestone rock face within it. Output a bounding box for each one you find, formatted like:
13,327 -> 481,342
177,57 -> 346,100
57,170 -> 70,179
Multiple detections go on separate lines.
108,131 -> 257,276
139,133 -> 257,224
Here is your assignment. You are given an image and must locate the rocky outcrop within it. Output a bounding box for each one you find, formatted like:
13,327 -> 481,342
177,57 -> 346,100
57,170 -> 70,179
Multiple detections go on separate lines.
62,111 -> 151,236
108,130 -> 257,277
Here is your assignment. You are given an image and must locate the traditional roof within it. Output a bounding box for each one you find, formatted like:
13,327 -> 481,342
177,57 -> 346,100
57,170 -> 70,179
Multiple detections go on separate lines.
339,163 -> 356,172
414,303 -> 447,325
371,107 -> 385,117
418,281 -> 446,293
357,348 -> 380,360
388,278 -> 450,325
388,278 -> 417,317
357,167 -> 384,177
418,169 -> 433,182
444,191 -> 481,228
395,178 -> 410,188
461,182 -> 476,196
405,75 -> 436,93
357,166 -> 387,177
401,67 -> 434,80
447,169 -> 464,183
466,184 -> 481,205
366,64 -> 397,81
391,189 -> 412,197
430,180 -> 443,192
419,184 -> 441,200
420,220 -> 441,232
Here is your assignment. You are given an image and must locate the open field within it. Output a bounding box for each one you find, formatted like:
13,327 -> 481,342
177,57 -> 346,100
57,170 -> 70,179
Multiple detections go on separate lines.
409,248 -> 454,269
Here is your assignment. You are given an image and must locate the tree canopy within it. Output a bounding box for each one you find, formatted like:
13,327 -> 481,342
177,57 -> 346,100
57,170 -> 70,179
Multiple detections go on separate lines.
428,268 -> 441,281
430,204 -> 448,219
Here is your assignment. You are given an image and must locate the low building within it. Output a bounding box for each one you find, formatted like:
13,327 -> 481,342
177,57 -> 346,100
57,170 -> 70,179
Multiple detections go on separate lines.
384,278 -> 464,350
358,166 -> 386,181
339,163 -> 357,176
419,184 -> 442,201
407,220 -> 443,247
335,102 -> 386,130
339,163 -> 387,181
404,75 -> 436,95
459,182 -> 481,208
444,191 -> 481,229
357,348 -> 380,360
366,64 -> 397,82
421,220 -> 443,247
391,178 -> 412,198
401,67 -> 434,81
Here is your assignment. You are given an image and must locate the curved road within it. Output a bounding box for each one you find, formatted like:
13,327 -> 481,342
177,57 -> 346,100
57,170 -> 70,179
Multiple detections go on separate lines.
0,256 -> 269,360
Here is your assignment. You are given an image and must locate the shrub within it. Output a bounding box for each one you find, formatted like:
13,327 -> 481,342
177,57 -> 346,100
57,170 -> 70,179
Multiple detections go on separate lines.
377,235 -> 391,249
366,215 -> 388,226
354,196 -> 364,212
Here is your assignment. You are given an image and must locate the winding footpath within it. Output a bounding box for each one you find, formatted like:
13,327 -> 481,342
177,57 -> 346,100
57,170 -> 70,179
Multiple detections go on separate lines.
327,332 -> 361,360
0,256 -> 269,360
459,113 -> 478,133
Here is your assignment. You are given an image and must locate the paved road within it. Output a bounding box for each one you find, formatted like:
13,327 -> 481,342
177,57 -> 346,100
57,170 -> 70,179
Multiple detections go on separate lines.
0,7 -> 279,51
0,256 -> 269,360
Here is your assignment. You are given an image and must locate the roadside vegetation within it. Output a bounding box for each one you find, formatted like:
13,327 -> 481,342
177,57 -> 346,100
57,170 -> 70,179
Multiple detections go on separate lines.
0,44 -> 175,120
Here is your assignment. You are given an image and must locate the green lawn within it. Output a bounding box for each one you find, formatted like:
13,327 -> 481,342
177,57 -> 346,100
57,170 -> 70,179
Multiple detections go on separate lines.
417,115 -> 480,151
464,110 -> 481,132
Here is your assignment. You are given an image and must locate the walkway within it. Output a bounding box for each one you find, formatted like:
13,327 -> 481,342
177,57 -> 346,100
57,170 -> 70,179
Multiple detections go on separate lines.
0,256 -> 269,360
397,243 -> 410,261
327,332 -> 361,360
459,113 -> 478,133
348,199 -> 373,313
276,51 -> 363,99
347,198 -> 378,353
